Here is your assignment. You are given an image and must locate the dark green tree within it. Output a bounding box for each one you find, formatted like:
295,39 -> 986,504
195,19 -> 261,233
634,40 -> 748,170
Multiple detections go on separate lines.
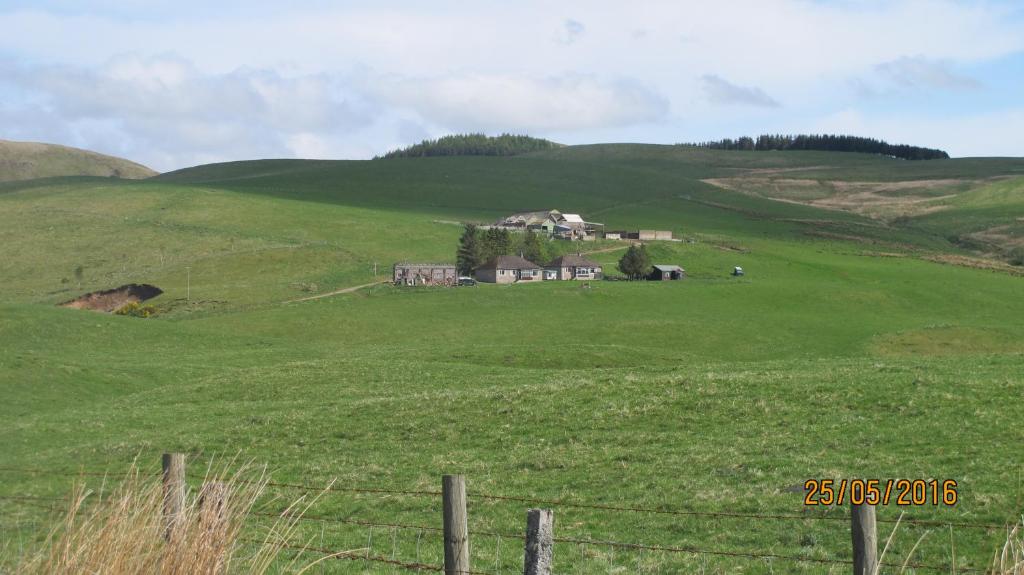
456,224 -> 483,275
518,229 -> 548,264
617,244 -> 651,279
481,228 -> 512,261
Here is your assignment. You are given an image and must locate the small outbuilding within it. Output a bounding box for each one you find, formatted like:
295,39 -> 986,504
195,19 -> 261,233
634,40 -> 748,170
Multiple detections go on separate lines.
545,254 -> 603,280
475,255 -> 543,284
649,264 -> 685,281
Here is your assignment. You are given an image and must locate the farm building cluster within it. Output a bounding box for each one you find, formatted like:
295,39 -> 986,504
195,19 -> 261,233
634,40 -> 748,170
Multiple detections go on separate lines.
393,208 -> 703,286
394,254 -> 609,285
394,256 -> 695,285
488,209 -> 673,242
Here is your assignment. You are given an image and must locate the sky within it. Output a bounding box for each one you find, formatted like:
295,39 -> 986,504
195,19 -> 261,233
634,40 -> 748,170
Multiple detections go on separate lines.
0,0 -> 1022,171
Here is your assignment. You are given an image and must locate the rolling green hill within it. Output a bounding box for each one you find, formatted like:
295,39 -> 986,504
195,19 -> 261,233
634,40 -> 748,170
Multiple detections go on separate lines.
0,139 -> 157,182
1,145 -> 1023,572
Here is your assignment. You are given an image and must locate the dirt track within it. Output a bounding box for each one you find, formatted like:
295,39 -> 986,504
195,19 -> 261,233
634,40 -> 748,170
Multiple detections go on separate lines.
286,280 -> 388,303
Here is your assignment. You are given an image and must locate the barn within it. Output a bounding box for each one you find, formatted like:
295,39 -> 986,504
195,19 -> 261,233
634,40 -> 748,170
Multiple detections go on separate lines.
393,263 -> 458,286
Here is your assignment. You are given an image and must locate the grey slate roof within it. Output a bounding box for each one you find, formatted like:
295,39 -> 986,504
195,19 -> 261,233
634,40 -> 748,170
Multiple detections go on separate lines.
546,254 -> 600,268
652,264 -> 684,272
475,255 -> 542,271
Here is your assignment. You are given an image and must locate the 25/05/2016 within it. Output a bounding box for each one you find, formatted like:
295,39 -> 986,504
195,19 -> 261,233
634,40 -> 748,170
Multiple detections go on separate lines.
804,479 -> 958,506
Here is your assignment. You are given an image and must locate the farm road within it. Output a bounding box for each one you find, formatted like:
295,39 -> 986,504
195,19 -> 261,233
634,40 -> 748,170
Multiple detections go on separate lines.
285,280 -> 388,303
581,243 -> 634,254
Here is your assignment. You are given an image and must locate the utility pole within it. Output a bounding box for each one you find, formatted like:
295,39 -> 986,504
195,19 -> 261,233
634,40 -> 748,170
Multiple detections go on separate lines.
186,267 -> 191,301
373,261 -> 378,279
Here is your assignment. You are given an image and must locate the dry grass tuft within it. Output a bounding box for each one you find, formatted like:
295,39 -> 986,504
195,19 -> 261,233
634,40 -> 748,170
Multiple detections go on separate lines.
14,459 -> 321,575
991,519 -> 1024,575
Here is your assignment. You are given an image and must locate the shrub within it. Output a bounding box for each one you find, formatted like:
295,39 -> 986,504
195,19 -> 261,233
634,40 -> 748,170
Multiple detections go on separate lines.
1008,247 -> 1024,267
115,302 -> 157,318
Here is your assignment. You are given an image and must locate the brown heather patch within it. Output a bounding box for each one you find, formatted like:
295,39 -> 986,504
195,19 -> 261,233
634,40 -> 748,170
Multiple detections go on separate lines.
922,254 -> 1024,276
703,176 -> 979,220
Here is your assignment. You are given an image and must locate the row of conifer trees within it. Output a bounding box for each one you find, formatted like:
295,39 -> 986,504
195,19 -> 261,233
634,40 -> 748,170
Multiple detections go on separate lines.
456,224 -> 549,275
680,134 -> 948,160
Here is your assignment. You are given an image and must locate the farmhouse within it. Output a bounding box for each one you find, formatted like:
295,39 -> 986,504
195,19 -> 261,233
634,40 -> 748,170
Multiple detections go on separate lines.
475,255 -> 543,284
545,254 -> 603,280
649,264 -> 685,280
393,263 -> 457,286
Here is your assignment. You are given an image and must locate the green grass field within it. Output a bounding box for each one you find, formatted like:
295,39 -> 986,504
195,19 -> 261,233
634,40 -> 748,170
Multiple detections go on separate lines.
1,145 -> 1023,573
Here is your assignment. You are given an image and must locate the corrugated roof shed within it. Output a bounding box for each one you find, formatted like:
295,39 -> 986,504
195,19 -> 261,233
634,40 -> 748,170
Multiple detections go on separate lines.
653,264 -> 684,272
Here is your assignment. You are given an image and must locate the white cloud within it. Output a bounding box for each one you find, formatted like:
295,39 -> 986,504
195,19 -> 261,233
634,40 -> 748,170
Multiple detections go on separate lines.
700,75 -> 780,108
875,56 -> 981,91
0,54 -> 377,169
0,1 -> 1021,167
557,19 -> 586,45
368,73 -> 669,132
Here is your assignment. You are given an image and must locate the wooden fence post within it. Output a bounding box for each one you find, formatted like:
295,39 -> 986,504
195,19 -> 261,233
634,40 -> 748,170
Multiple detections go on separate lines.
523,508 -> 554,575
161,453 -> 186,540
851,503 -> 878,575
442,475 -> 470,575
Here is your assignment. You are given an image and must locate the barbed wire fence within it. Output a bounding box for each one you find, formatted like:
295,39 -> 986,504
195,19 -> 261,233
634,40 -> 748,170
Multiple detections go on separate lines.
0,457 -> 1017,574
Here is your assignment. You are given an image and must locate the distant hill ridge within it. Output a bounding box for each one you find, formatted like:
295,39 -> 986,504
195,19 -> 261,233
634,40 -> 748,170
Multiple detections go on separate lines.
379,133 -> 562,159
0,139 -> 157,182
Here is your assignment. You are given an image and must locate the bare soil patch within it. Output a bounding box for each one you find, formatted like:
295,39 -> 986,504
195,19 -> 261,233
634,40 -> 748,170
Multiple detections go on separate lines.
60,284 -> 163,312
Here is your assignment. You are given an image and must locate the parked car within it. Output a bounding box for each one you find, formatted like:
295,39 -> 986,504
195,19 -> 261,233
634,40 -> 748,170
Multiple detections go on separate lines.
457,276 -> 477,286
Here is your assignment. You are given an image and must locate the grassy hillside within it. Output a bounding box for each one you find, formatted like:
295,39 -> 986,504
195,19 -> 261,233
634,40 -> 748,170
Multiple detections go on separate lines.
694,149 -> 1024,262
0,139 -> 157,182
1,145 -> 1023,572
